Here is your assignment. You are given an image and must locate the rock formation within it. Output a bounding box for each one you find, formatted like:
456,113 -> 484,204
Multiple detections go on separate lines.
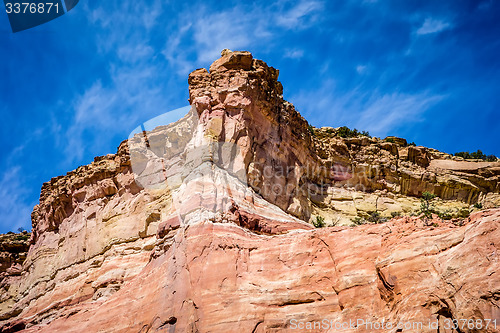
0,51 -> 499,332
0,232 -> 30,281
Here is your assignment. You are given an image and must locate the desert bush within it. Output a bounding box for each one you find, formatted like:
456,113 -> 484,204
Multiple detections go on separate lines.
457,208 -> 471,219
391,211 -> 401,218
313,215 -> 325,228
455,151 -> 471,159
337,126 -> 371,138
420,191 -> 436,219
351,216 -> 365,226
337,126 -> 356,138
437,210 -> 453,220
361,130 -> 371,138
308,124 -> 315,136
385,138 -> 395,143
474,202 -> 483,209
455,150 -> 497,161
367,211 -> 387,224
15,234 -> 29,241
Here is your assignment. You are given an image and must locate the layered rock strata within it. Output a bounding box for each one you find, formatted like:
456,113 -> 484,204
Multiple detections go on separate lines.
0,50 -> 499,332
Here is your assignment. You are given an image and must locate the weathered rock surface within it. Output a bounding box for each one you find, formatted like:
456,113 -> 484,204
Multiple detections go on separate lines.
310,127 -> 500,224
3,210 -> 500,332
0,232 -> 30,281
0,50 -> 499,332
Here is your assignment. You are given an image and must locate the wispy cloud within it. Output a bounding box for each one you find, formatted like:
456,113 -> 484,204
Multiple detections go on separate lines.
416,18 -> 451,35
284,49 -> 305,59
162,0 -> 324,71
117,43 -> 154,64
356,65 -> 368,74
63,64 -> 170,164
59,1 -> 174,165
0,167 -> 34,232
355,92 -> 444,135
192,8 -> 253,64
290,80 -> 444,137
275,0 -> 324,29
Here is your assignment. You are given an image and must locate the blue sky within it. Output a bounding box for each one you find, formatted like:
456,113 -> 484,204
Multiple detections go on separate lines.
1,0 -> 499,232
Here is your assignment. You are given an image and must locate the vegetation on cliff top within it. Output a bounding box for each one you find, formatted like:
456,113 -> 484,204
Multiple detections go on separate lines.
336,126 -> 371,139
454,150 -> 497,162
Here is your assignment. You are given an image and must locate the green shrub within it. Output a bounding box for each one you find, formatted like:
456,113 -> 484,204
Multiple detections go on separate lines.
367,211 -> 387,224
455,150 -> 497,161
385,138 -> 395,143
454,152 -> 470,159
474,202 -> 483,209
313,215 -> 325,228
471,150 -> 486,159
391,211 -> 401,218
422,191 -> 436,201
408,142 -> 416,146
420,191 -> 436,219
437,210 -> 453,220
432,223 -> 439,227
351,216 -> 365,226
308,124 -> 315,136
337,126 -> 355,138
361,131 -> 371,138
337,126 -> 371,139
15,234 -> 29,241
457,208 -> 471,219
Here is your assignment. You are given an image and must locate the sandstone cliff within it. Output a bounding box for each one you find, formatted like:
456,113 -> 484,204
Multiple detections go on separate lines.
0,232 -> 30,280
0,51 -> 499,332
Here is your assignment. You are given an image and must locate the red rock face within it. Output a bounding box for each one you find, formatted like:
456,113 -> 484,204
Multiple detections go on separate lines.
188,51 -> 324,220
1,51 -> 499,332
4,210 -> 500,332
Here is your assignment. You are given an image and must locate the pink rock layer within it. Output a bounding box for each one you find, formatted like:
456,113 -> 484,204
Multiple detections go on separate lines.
3,209 -> 499,332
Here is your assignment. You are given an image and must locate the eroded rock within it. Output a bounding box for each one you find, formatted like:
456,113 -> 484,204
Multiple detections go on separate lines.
1,50 -> 499,332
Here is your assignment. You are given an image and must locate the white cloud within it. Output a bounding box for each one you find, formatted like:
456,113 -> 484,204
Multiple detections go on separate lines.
290,81 -> 444,137
117,43 -> 154,64
63,62 -> 170,164
356,65 -> 367,74
284,49 -> 305,59
416,18 -> 451,35
192,9 -> 252,63
355,92 -> 443,135
161,0 -> 324,70
0,167 -> 34,232
162,23 -> 196,76
59,1 -> 175,165
276,0 -> 323,29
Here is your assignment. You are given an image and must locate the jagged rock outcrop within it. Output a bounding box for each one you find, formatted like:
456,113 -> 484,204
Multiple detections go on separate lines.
1,50 -> 499,332
0,232 -> 30,279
